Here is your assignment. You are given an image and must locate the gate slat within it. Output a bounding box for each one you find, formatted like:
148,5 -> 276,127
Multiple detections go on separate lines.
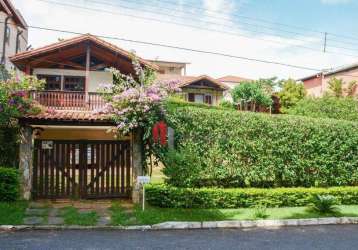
111,143 -> 115,195
101,143 -> 105,195
96,144 -> 100,196
33,141 -> 39,199
55,143 -> 60,197
44,148 -> 49,198
71,143 -> 76,197
39,144 -> 44,198
126,142 -> 131,194
121,142 -> 125,195
106,143 -> 110,195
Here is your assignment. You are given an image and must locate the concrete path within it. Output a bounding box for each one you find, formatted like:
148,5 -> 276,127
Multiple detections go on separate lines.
1,225 -> 358,250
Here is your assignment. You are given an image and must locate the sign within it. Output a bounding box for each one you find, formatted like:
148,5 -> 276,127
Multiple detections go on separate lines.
42,141 -> 53,149
137,176 -> 151,185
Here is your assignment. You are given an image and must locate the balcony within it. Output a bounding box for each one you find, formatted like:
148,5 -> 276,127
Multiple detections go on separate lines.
30,91 -> 106,111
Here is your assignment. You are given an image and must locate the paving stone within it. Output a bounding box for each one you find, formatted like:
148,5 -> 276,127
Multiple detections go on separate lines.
23,217 -> 45,225
47,217 -> 64,225
96,216 -> 111,226
48,208 -> 60,217
25,208 -> 47,216
29,202 -> 48,209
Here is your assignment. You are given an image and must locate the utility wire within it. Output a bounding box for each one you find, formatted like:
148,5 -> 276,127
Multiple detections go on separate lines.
33,0 -> 358,59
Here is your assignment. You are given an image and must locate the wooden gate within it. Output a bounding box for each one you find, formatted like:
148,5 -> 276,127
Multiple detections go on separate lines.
32,140 -> 132,199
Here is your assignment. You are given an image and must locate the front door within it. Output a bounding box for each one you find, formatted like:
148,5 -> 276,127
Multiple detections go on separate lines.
32,140 -> 132,199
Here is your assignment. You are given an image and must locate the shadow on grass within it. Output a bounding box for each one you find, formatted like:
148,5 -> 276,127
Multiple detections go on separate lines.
60,207 -> 99,226
283,207 -> 358,220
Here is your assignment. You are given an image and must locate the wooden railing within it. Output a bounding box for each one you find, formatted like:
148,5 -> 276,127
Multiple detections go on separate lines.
30,91 -> 106,111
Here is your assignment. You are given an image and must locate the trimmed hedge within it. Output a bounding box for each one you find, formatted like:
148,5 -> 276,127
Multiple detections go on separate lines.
0,167 -> 19,201
146,184 -> 358,208
162,104 -> 358,188
287,96 -> 358,122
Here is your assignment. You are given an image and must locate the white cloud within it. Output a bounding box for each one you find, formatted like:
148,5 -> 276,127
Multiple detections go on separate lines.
12,0 -> 356,80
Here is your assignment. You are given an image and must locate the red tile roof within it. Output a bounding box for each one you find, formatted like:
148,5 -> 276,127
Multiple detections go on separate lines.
157,74 -> 228,90
22,110 -> 112,124
217,75 -> 252,83
10,34 -> 158,70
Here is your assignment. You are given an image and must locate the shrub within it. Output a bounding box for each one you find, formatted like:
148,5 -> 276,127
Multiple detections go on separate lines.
287,96 -> 358,122
146,185 -> 358,208
0,127 -> 19,167
253,205 -> 268,219
162,105 -> 358,188
309,194 -> 339,214
0,167 -> 19,201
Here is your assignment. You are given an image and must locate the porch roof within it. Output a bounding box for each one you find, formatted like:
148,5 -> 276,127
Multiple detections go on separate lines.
10,34 -> 159,73
20,110 -> 114,126
156,74 -> 229,90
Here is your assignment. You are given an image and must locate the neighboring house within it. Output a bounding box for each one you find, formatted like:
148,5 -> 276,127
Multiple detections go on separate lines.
157,74 -> 228,105
148,59 -> 189,75
10,34 -> 158,202
300,63 -> 358,97
217,75 -> 253,101
0,0 -> 28,70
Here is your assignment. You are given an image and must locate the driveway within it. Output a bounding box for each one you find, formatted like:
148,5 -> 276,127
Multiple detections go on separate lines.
1,225 -> 358,250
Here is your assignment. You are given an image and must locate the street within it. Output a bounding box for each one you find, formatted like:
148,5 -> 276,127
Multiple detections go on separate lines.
1,225 -> 358,250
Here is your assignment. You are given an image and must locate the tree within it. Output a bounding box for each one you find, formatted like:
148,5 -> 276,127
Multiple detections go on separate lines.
231,81 -> 272,111
277,79 -> 306,112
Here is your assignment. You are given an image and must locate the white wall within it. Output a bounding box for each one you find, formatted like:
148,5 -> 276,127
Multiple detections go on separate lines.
33,68 -> 113,92
0,11 -> 28,71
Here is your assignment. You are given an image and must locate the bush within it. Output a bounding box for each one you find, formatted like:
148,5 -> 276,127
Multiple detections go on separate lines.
0,127 -> 19,167
287,96 -> 358,121
309,194 -> 339,214
146,185 -> 358,208
0,167 -> 19,201
162,104 -> 358,188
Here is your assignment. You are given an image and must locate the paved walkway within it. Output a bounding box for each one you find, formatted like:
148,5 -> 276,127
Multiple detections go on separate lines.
1,225 -> 358,250
23,200 -> 133,226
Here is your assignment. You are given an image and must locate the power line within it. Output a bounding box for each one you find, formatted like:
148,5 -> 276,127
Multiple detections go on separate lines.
22,24 -> 323,72
33,0 -> 358,59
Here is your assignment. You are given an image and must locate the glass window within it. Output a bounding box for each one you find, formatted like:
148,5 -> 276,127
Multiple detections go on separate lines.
64,76 -> 85,91
37,74 -> 61,90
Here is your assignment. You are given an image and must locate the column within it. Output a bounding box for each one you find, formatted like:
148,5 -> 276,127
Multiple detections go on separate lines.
19,126 -> 33,200
131,129 -> 143,203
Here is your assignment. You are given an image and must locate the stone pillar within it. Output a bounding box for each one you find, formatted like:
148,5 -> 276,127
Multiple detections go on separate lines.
19,126 -> 33,200
132,129 -> 143,203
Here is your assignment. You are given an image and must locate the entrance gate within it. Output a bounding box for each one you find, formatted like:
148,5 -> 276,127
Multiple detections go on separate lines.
32,140 -> 132,199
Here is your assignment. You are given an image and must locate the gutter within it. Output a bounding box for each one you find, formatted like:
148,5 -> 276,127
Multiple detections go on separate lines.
1,16 -> 11,64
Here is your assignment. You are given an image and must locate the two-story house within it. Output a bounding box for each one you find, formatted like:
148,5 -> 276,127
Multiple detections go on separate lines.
0,0 -> 28,70
300,63 -> 358,97
152,60 -> 228,106
10,34 -> 157,202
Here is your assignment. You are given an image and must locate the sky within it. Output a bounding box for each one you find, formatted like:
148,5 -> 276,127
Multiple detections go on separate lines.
12,0 -> 358,79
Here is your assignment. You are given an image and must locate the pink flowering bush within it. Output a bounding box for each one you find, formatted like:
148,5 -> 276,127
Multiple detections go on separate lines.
97,56 -> 180,173
98,57 -> 180,135
0,70 -> 44,126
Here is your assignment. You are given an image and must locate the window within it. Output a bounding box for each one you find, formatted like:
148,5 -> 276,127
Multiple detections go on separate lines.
64,76 -> 85,91
37,75 -> 61,90
204,95 -> 212,105
188,93 -> 195,102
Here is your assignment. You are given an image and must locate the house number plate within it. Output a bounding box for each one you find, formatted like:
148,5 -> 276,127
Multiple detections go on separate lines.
42,141 -> 53,149
137,176 -> 151,184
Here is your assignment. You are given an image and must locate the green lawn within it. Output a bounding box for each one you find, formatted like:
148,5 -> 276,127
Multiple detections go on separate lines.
0,201 -> 28,225
60,207 -> 99,226
110,204 -> 358,226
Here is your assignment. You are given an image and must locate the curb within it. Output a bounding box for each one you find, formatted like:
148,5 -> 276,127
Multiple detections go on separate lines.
1,217 -> 358,231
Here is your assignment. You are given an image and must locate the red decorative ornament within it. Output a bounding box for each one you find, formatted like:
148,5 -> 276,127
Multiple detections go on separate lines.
152,121 -> 168,146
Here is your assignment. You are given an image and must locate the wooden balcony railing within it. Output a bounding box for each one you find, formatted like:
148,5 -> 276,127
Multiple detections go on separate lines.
30,91 -> 106,111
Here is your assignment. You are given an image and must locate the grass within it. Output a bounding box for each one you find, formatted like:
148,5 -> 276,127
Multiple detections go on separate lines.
0,201 -> 28,225
110,203 -> 358,226
60,207 -> 99,226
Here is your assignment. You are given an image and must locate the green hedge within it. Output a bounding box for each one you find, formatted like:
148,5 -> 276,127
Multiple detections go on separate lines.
287,96 -> 358,121
161,104 -> 358,188
0,167 -> 19,201
146,184 -> 358,208
0,127 -> 19,167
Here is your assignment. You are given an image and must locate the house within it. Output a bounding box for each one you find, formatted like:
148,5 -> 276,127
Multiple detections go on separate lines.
217,75 -> 253,101
10,34 -> 158,202
157,74 -> 228,105
147,59 -> 189,76
0,0 -> 28,70
300,63 -> 358,97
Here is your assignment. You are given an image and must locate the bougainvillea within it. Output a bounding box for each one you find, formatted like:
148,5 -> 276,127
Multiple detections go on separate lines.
97,56 -> 180,173
0,71 -> 44,127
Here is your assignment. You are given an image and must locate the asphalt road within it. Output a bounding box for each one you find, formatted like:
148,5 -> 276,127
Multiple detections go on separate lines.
1,225 -> 358,250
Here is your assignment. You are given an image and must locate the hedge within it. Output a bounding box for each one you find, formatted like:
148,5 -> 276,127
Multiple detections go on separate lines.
146,184 -> 358,208
287,96 -> 358,122
0,127 -> 19,167
0,167 -> 19,201
161,104 -> 358,188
